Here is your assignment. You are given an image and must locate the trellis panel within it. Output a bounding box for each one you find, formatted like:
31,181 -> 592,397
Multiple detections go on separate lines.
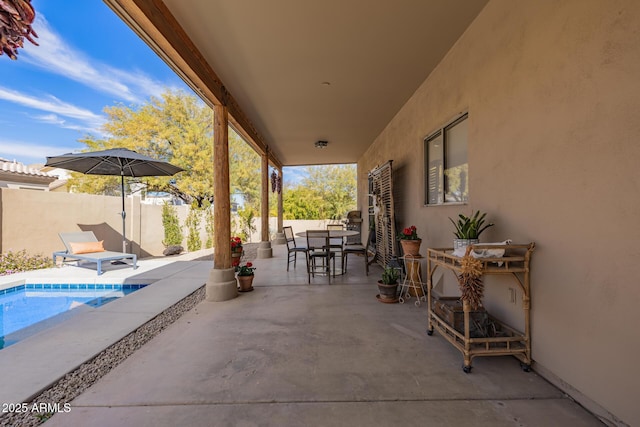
368,160 -> 397,267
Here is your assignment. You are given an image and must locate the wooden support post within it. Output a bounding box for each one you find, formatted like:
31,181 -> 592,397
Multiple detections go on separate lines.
277,168 -> 283,233
206,104 -> 237,301
257,148 -> 273,258
273,167 -> 286,245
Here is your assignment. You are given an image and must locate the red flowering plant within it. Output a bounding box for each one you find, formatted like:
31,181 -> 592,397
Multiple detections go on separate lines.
236,261 -> 256,276
231,236 -> 243,252
398,225 -> 420,240
231,237 -> 243,267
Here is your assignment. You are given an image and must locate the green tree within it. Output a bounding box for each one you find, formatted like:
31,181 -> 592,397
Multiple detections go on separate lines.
229,129 -> 261,211
283,165 -> 356,219
68,90 -> 214,207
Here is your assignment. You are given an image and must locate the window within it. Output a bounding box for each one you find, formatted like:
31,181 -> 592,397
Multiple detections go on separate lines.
424,113 -> 468,205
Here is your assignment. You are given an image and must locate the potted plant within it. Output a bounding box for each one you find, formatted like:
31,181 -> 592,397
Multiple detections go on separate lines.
236,261 -> 256,292
397,225 -> 421,256
377,266 -> 400,303
449,210 -> 494,250
231,236 -> 243,267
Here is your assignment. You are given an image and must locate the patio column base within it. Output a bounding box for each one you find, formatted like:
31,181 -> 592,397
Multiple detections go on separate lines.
205,268 -> 238,301
273,232 -> 286,245
257,241 -> 273,259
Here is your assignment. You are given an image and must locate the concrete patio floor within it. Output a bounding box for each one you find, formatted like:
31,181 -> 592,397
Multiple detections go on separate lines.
4,245 -> 602,426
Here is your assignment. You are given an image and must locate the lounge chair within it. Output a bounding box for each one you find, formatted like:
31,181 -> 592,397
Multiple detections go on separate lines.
52,231 -> 137,275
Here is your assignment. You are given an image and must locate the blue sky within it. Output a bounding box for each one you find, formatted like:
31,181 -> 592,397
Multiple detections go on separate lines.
0,1 -> 309,184
0,1 -> 188,166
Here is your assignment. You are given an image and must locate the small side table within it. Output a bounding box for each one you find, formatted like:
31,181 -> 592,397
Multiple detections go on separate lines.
399,254 -> 428,306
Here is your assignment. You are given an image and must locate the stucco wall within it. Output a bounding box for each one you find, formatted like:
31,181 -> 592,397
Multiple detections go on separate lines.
0,187 -> 345,259
0,189 -> 209,258
358,0 -> 639,425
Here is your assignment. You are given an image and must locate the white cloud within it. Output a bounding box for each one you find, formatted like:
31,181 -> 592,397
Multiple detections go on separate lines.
31,113 -> 104,134
33,113 -> 65,126
0,86 -> 106,131
0,139 -> 81,164
22,14 -> 170,103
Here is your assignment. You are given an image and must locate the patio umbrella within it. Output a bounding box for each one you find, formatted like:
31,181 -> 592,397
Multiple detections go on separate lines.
45,148 -> 184,253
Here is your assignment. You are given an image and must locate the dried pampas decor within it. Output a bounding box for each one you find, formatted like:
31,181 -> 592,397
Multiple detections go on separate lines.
458,247 -> 484,310
0,0 -> 38,60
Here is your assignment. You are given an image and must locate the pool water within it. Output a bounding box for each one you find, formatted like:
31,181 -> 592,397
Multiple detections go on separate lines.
0,283 -> 148,349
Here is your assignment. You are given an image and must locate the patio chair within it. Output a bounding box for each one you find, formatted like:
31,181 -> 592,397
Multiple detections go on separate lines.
283,226 -> 308,271
342,228 -> 371,275
306,230 -> 335,283
52,231 -> 137,275
326,223 -> 345,257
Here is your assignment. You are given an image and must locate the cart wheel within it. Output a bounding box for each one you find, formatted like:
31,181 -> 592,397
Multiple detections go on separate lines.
463,365 -> 472,374
520,363 -> 531,372
427,329 -> 433,336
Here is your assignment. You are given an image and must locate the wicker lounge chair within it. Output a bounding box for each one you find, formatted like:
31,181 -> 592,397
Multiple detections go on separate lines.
52,231 -> 137,275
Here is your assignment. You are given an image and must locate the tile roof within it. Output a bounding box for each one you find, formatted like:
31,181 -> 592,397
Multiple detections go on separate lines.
0,159 -> 58,179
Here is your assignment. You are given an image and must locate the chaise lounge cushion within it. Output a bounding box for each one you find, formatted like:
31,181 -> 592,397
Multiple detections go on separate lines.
69,240 -> 105,254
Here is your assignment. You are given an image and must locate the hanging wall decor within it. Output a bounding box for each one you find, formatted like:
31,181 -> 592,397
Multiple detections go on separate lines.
270,169 -> 277,193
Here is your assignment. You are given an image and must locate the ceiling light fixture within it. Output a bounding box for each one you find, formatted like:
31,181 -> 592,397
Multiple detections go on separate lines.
314,140 -> 328,149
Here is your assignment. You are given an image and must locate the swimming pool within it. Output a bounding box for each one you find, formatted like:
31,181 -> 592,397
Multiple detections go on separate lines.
0,283 -> 148,349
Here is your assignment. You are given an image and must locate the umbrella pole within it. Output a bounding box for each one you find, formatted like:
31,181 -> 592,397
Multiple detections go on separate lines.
121,174 -> 127,253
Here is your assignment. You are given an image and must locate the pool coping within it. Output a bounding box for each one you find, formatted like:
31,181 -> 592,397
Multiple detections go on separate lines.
0,256 -> 212,404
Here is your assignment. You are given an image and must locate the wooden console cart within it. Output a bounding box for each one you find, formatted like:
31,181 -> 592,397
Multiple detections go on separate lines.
426,243 -> 535,373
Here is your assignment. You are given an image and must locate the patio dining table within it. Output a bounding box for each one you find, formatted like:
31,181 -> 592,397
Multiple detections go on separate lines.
296,229 -> 360,276
295,230 -> 360,239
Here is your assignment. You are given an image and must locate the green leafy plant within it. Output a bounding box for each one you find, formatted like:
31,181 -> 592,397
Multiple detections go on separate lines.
204,206 -> 214,249
236,261 -> 256,276
0,250 -> 53,276
381,266 -> 400,285
449,210 -> 494,239
161,203 -> 183,246
185,207 -> 202,252
237,207 -> 257,242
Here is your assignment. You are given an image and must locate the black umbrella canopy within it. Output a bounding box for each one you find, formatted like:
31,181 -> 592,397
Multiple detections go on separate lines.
44,148 -> 184,177
45,148 -> 184,253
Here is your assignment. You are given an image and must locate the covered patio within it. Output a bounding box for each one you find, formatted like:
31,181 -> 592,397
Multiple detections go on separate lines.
9,0 -> 637,425
38,245 -> 600,426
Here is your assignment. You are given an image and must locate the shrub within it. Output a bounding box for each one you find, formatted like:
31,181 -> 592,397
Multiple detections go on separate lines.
162,203 -> 183,246
237,207 -> 257,242
185,208 -> 202,252
0,250 -> 54,276
205,206 -> 214,249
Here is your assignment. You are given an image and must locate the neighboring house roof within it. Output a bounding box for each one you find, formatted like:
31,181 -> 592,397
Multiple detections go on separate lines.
0,158 -> 58,187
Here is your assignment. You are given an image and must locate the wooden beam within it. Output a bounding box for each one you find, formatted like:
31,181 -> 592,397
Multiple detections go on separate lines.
213,104 -> 230,269
104,0 -> 281,169
261,149 -> 270,242
277,168 -> 283,233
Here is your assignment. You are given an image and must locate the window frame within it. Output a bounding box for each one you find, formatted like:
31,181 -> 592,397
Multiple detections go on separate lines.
423,112 -> 469,206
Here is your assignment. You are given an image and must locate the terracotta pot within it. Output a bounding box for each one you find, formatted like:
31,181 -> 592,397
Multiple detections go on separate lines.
231,251 -> 242,267
400,239 -> 422,256
237,275 -> 254,292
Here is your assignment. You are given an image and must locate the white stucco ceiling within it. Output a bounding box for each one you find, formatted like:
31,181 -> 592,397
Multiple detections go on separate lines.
153,0 -> 488,166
